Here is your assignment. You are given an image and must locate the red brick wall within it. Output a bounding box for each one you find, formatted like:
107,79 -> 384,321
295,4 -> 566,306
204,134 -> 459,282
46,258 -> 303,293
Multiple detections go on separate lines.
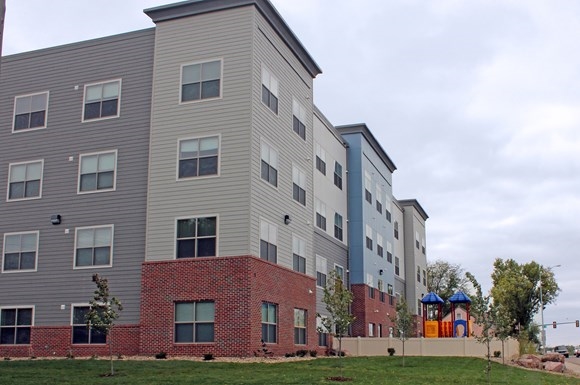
0,325 -> 139,358
140,255 -> 317,357
351,284 -> 396,337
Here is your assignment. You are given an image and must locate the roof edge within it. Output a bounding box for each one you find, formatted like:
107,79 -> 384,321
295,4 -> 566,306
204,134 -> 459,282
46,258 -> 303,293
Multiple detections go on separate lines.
397,198 -> 429,221
336,123 -> 397,173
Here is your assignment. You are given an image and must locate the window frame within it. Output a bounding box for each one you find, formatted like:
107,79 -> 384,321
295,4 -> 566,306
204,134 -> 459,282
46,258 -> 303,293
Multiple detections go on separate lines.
77,150 -> 117,194
180,59 -> 223,104
260,140 -> 279,188
333,212 -> 343,241
73,225 -> 114,269
365,225 -> 373,251
334,264 -> 345,282
2,231 -> 39,273
175,215 -> 218,259
395,256 -> 400,276
292,98 -> 306,140
0,306 -> 34,345
174,301 -> 215,344
315,143 -> 326,175
292,235 -> 306,274
261,66 -> 279,114
292,165 -> 306,206
81,79 -> 122,122
364,172 -> 372,204
6,159 -> 44,202
261,302 -> 278,344
71,304 -> 107,344
12,91 -> 49,132
333,161 -> 343,190
315,199 -> 326,231
294,308 -> 307,345
177,135 -> 221,180
260,220 -> 277,263
316,255 -> 327,288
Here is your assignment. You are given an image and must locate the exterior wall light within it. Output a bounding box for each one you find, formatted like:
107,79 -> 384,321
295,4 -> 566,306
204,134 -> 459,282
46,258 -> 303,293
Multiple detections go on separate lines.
50,214 -> 62,225
284,214 -> 291,225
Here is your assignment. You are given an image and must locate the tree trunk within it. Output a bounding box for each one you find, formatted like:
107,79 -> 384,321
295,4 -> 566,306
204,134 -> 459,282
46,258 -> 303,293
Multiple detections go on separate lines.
109,329 -> 114,376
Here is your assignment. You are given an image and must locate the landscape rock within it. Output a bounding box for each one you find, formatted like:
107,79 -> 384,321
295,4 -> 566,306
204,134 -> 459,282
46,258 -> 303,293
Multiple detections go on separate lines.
542,353 -> 565,363
516,354 -> 542,369
544,361 -> 564,373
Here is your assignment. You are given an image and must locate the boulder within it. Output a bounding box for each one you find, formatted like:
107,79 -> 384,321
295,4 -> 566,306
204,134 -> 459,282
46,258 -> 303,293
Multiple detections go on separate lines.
516,354 -> 542,369
544,361 -> 565,373
542,353 -> 565,363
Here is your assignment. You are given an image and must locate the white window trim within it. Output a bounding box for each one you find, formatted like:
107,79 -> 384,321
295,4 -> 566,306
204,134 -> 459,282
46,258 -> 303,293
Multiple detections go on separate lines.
1,231 -> 39,273
261,64 -> 279,114
260,138 -> 279,190
316,255 -> 327,288
72,224 -> 114,270
0,305 -> 35,325
77,149 -> 118,195
334,263 -> 344,282
81,78 -> 122,122
179,58 -> 224,105
292,163 -> 307,206
174,214 -> 219,260
6,159 -> 44,202
12,91 -> 49,133
260,219 -> 278,246
70,303 -> 107,344
176,134 -> 222,181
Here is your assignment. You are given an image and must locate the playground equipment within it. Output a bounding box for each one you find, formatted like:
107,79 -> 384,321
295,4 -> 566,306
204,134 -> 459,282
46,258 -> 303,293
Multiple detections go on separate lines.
421,291 -> 472,338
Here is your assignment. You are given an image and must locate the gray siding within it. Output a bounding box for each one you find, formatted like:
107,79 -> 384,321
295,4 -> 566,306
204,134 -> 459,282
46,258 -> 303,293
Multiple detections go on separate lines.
146,7 -> 255,260
313,230 -> 348,315
0,29 -> 155,325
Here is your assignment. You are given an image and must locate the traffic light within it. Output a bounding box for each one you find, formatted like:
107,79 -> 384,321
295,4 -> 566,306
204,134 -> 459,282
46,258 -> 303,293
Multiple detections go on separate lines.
552,321 -> 557,329
576,320 -> 579,327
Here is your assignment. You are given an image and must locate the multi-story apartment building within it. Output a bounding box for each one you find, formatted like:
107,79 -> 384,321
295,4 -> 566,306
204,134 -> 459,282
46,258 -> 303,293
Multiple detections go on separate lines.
0,0 -> 426,357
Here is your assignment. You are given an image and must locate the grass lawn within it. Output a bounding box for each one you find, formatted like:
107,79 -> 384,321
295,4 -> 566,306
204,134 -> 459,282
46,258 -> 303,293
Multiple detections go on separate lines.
1,356 -> 578,385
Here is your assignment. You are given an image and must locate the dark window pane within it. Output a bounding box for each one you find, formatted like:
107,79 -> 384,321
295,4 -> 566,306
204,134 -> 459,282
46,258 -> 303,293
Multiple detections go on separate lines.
261,85 -> 269,106
261,160 -> 269,182
270,95 -> 278,114
1,329 -> 15,344
177,239 -> 196,259
20,252 -> 36,269
25,180 -> 40,197
182,83 -> 201,102
91,328 -> 107,344
76,248 -> 93,266
293,184 -> 300,202
80,173 -> 97,191
94,247 -> 110,265
14,114 -> 30,130
177,219 -> 196,238
195,323 -> 214,342
15,328 -> 31,344
179,159 -> 198,178
84,102 -> 101,120
73,308 -> 88,324
268,244 -> 277,263
201,79 -> 220,99
101,99 -> 118,117
97,171 -> 114,189
175,324 -> 194,343
72,326 -> 89,344
268,325 -> 277,342
4,254 -> 20,270
260,240 -> 268,260
30,110 -> 46,128
17,309 -> 32,326
198,156 -> 218,176
197,217 -> 216,237
197,238 -> 216,257
1,310 -> 16,326
299,189 -> 305,205
9,182 -> 24,199
269,167 -> 277,187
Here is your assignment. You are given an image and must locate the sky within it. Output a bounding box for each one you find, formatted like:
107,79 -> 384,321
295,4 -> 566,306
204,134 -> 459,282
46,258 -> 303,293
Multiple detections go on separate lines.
2,0 -> 579,347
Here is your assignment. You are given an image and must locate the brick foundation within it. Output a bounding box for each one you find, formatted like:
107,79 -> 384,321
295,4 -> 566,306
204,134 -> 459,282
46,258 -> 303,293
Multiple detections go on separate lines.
351,284 -> 396,337
140,255 -> 317,357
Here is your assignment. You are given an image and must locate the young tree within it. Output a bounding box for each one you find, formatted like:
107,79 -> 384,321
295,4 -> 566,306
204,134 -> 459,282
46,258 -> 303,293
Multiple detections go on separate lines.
427,259 -> 472,316
86,274 -> 123,376
390,299 -> 414,367
318,270 -> 355,379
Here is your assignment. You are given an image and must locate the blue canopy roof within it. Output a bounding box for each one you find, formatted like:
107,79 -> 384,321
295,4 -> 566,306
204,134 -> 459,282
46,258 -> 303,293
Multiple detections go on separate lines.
449,291 -> 471,303
421,292 -> 444,304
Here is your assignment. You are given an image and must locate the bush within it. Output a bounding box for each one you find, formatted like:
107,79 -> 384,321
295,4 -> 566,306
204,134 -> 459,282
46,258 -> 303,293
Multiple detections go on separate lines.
296,349 -> 308,357
285,352 -> 296,358
155,352 -> 167,359
309,350 -> 318,357
493,351 -> 501,358
203,353 -> 214,361
387,348 -> 396,356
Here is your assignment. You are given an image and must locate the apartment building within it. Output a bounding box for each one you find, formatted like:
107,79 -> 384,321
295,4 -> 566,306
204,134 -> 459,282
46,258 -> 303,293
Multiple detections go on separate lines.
0,0 -> 426,357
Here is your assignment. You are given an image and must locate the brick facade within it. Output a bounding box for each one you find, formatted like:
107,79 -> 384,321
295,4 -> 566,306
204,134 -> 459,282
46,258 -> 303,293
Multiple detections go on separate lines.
140,255 -> 317,357
350,284 -> 396,338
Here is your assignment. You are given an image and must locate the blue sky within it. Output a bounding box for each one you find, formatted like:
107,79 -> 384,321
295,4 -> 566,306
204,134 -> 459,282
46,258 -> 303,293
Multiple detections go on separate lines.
3,0 -> 579,347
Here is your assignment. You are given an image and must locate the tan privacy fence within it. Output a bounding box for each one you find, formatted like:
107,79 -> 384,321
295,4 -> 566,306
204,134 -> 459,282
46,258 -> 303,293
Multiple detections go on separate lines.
337,337 -> 519,359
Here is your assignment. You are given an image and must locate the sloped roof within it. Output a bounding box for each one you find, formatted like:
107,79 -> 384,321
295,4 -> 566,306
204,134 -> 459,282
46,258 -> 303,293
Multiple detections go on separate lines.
421,292 -> 444,304
449,291 -> 471,303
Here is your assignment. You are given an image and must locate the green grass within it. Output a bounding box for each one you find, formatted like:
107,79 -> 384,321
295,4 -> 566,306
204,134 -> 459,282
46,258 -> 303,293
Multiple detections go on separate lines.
0,356 -> 578,385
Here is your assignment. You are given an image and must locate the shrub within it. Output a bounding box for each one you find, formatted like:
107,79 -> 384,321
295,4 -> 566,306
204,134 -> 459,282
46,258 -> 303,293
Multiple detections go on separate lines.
387,348 -> 396,356
155,352 -> 167,359
285,352 -> 296,358
493,351 -> 501,358
309,350 -> 318,357
296,349 -> 308,357
203,353 -> 214,361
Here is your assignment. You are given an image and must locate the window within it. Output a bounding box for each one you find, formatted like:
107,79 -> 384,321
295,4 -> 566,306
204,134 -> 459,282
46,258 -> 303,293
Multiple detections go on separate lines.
7,160 -> 43,201
395,257 -> 400,276
178,136 -> 219,178
376,186 -> 382,213
368,323 -> 374,337
260,221 -> 277,263
292,99 -> 306,140
385,209 -> 392,222
367,273 -> 374,299
316,255 -> 327,287
181,60 -> 221,102
292,166 -> 306,205
423,269 -> 427,286
261,67 -> 278,114
315,200 -> 326,231
386,241 -> 393,264
83,79 -> 121,121
294,309 -> 306,345
74,226 -> 113,268
334,162 -> 343,189
364,172 -> 372,204
78,151 -> 116,193
2,232 -> 38,272
292,236 -> 306,274
260,142 -> 278,187
13,92 -> 48,131
72,305 -> 106,344
416,231 -> 420,249
417,299 -> 422,316
317,317 -> 329,347
394,221 -> 399,239
334,264 -> 344,282
315,144 -> 326,175
365,225 -> 373,251
388,284 -> 394,306
0,307 -> 33,344
368,286 -> 375,299
261,302 -> 277,343
417,266 -> 421,282
376,233 -> 383,257
422,238 -> 426,255
175,301 -> 215,343
176,217 -> 217,258
385,197 -> 392,222
334,213 -> 343,241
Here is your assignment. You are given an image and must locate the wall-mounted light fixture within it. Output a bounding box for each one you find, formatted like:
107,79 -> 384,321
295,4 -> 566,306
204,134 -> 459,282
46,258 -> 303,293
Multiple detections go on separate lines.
50,214 -> 62,225
379,269 -> 384,275
284,214 -> 291,225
